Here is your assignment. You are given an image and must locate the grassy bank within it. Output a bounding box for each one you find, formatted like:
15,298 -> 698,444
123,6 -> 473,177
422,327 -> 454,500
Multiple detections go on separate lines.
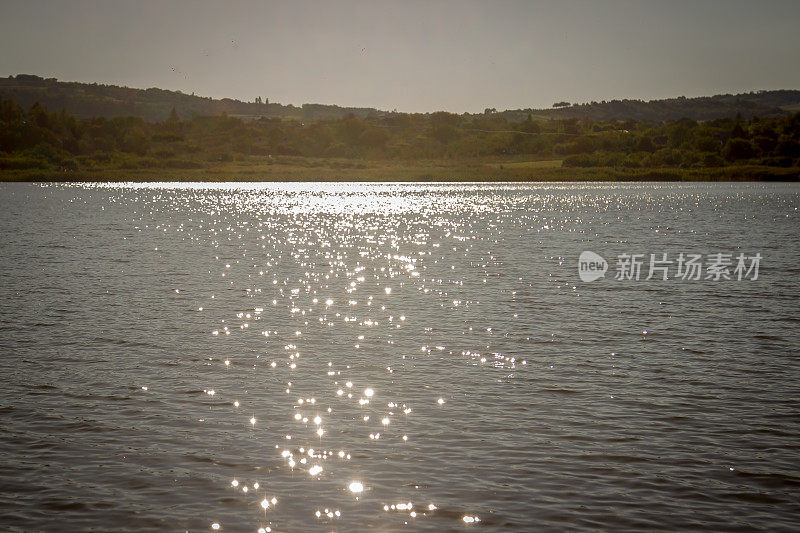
2,156 -> 798,182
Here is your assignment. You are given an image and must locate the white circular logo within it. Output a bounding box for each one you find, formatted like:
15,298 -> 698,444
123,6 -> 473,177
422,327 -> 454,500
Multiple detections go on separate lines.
578,251 -> 608,282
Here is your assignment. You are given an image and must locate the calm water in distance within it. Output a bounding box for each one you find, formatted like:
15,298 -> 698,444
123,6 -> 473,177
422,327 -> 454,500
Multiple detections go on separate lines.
0,182 -> 799,532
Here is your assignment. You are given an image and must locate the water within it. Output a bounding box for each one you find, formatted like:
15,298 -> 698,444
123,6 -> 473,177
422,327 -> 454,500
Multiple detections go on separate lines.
0,182 -> 799,532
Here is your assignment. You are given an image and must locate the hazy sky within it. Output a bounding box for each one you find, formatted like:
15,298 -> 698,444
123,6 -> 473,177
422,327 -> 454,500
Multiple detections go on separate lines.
1,0 -> 799,113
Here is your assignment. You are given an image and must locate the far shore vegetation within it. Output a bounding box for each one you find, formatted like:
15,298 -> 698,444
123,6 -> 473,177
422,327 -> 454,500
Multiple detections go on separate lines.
1,94 -> 799,182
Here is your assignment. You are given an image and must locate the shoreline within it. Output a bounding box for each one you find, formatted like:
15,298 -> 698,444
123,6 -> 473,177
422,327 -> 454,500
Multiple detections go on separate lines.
2,159 -> 798,182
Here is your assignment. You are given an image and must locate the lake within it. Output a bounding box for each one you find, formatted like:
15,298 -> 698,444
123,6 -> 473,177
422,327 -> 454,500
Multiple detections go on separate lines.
0,182 -> 799,531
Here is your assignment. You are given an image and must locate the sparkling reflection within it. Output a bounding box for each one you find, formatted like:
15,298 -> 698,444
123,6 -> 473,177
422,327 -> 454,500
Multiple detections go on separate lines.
44,182 -> 791,531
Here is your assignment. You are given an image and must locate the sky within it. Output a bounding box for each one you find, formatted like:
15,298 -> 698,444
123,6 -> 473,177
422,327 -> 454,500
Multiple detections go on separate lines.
1,0 -> 799,113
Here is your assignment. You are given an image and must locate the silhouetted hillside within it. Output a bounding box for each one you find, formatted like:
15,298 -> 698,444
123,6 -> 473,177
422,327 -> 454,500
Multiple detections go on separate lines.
0,75 -> 384,122
1,74 -> 799,124
497,91 -> 800,122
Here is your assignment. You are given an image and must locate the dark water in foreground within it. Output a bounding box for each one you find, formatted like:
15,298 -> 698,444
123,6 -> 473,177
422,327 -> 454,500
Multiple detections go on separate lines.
0,182 -> 799,532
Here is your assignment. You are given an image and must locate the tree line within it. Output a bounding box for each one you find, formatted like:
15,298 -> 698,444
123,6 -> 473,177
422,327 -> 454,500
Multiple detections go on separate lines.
1,95 -> 798,172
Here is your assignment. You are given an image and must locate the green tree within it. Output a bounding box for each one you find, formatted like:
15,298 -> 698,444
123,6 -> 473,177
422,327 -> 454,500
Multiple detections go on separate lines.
635,135 -> 656,153
730,122 -> 747,139
430,112 -> 460,144
722,138 -> 756,161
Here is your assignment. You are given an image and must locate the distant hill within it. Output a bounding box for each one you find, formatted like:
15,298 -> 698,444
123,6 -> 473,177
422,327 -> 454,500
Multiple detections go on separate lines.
1,74 -> 799,123
496,91 -> 800,123
0,74 -> 384,122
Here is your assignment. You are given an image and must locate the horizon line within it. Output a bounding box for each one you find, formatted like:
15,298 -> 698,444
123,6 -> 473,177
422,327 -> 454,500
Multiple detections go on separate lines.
4,72 -> 799,116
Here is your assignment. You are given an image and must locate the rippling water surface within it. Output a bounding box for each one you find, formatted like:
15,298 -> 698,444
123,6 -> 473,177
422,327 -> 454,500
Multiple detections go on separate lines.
1,182 -> 799,531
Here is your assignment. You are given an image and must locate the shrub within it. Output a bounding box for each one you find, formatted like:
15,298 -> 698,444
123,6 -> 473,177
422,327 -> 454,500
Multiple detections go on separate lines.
722,138 -> 756,161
